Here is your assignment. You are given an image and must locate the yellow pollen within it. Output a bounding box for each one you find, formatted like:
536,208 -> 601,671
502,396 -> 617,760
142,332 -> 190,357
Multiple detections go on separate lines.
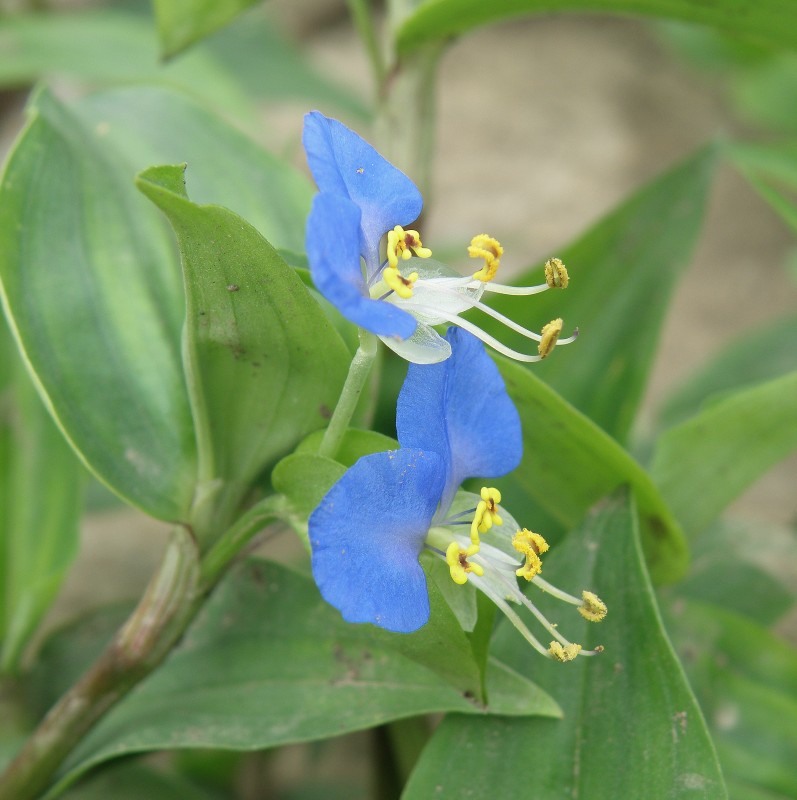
516,551 -> 542,580
579,591 -> 608,622
549,641 -> 582,662
538,318 -> 563,359
544,257 -> 569,289
512,528 -> 549,557
512,529 -> 549,581
386,225 -> 432,269
468,234 -> 504,282
382,266 -> 419,300
445,541 -> 484,585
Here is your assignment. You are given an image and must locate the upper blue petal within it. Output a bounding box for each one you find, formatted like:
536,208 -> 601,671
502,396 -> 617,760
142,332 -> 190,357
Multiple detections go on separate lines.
310,448 -> 444,633
306,192 -> 418,339
396,327 -> 522,513
303,111 -> 423,276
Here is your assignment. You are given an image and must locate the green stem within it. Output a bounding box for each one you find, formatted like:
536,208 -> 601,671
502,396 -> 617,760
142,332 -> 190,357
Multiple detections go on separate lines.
346,0 -> 387,92
0,526 -> 202,800
0,493 -> 289,800
199,495 -> 286,586
318,330 -> 378,460
373,41 -> 445,204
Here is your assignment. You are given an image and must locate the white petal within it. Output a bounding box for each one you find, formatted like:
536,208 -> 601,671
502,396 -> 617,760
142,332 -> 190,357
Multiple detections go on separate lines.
401,279 -> 485,324
379,323 -> 451,364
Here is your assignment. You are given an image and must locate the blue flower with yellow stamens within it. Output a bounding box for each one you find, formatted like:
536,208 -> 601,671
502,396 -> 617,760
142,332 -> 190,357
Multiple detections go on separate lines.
309,328 -> 606,660
303,111 -> 577,365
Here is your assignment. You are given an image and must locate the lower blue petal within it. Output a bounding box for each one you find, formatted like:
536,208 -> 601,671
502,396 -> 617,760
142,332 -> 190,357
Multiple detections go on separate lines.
307,193 -> 417,339
309,448 -> 444,633
396,328 -> 522,512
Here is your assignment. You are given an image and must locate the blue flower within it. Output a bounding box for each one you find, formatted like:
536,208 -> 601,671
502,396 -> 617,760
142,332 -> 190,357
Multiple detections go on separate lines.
303,111 -> 577,365
309,328 -> 606,660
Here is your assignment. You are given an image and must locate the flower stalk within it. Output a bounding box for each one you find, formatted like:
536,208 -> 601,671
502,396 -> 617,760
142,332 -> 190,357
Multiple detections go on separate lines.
317,329 -> 378,460
0,526 -> 202,800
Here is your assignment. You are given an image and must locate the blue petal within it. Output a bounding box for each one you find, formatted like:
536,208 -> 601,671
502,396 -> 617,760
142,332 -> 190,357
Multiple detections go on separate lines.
396,328 -> 522,513
303,111 -> 423,276
309,448 -> 444,633
307,193 -> 417,339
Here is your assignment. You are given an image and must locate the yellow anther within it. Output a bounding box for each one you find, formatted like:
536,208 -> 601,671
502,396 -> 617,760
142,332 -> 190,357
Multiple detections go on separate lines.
470,487 -> 503,542
446,541 -> 484,585
383,266 -> 419,300
512,528 -> 549,557
516,551 -> 543,580
387,225 -> 432,269
538,318 -> 563,359
468,234 -> 504,282
512,529 -> 549,581
549,641 -> 582,662
544,257 -> 569,289
480,486 -> 501,507
578,591 -> 607,622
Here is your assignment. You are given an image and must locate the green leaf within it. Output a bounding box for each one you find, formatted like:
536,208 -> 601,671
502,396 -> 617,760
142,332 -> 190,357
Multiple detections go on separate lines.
651,371 -> 797,538
666,600 -> 797,799
152,0 -> 262,57
205,12 -> 369,119
730,141 -> 797,233
496,357 -> 688,582
0,87 -> 197,521
137,164 -> 350,535
731,57 -> 797,138
26,605 -> 132,716
0,10 -> 255,121
75,85 -> 314,255
404,491 -> 727,800
296,428 -> 400,466
658,313 -> 797,429
0,11 -> 367,122
664,519 -> 797,625
396,0 -> 797,56
0,334 -> 83,673
62,762 -> 216,800
272,453 -> 347,519
479,146 -> 715,442
48,560 -> 558,795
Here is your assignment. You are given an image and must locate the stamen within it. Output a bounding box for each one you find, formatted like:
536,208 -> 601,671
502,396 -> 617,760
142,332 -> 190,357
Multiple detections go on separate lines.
418,282 -> 580,352
485,567 -> 604,659
468,234 -> 503,282
387,226 -> 432,269
490,568 -> 570,646
544,257 -> 569,289
383,266 -> 419,299
441,507 -> 479,525
468,573 -> 552,658
532,576 -> 584,606
446,541 -> 484,585
481,281 -> 550,296
516,555 -> 542,580
512,529 -> 549,580
470,487 -> 503,544
406,304 -> 548,362
538,318 -> 563,359
512,529 -> 549,557
579,591 -> 608,622
549,641 -> 582,662
478,487 -> 502,529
